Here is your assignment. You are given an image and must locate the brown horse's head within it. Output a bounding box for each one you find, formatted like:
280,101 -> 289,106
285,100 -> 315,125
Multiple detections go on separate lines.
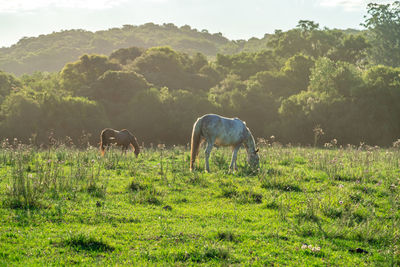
134,148 -> 140,157
128,132 -> 140,157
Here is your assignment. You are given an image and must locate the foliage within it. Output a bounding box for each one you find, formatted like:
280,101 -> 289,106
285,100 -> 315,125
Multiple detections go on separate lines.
60,54 -> 120,97
109,47 -> 144,65
0,24 -> 230,75
0,7 -> 400,147
363,1 -> 400,66
0,71 -> 22,104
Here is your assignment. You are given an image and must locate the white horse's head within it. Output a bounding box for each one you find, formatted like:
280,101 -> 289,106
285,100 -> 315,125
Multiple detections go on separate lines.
248,148 -> 260,170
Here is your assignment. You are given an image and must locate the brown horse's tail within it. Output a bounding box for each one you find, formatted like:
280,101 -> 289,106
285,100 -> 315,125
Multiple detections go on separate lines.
129,133 -> 140,157
100,129 -> 109,156
190,117 -> 203,171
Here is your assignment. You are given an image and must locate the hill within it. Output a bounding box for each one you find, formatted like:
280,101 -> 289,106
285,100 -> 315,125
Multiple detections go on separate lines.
0,23 -> 271,76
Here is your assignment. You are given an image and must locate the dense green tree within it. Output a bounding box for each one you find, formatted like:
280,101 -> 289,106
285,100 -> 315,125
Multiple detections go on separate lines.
357,65 -> 400,143
208,74 -> 246,111
268,29 -> 310,58
191,52 -> 208,72
132,47 -> 211,91
93,70 -> 150,103
120,88 -> 166,144
233,80 -> 279,138
308,57 -> 363,97
132,47 -> 188,89
198,64 -> 223,88
110,47 -> 144,65
0,90 -> 41,141
268,21 -> 342,59
39,94 -> 108,143
363,1 -> 400,66
20,72 -> 62,95
215,50 -> 279,80
160,88 -> 216,144
282,54 -> 315,93
249,71 -> 289,97
60,54 -> 121,97
0,71 -> 22,104
328,34 -> 370,64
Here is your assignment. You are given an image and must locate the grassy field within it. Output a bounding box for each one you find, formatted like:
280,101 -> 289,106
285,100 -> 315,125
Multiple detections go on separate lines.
0,141 -> 399,266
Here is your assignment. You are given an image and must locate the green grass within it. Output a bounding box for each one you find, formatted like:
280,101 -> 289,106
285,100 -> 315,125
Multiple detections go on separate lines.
0,143 -> 399,265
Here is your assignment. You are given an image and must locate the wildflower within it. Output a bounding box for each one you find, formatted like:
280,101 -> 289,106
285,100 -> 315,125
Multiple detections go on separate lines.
302,244 -> 321,252
339,201 -> 343,205
312,246 -> 321,252
338,184 -> 344,188
393,139 -> 400,148
313,125 -> 324,136
324,143 -> 332,148
158,144 -> 166,149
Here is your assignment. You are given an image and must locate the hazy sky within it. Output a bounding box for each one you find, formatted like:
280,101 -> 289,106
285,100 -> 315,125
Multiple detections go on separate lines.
0,0 -> 393,47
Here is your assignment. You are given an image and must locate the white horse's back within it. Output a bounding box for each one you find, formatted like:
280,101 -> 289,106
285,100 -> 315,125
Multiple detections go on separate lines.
199,114 -> 247,146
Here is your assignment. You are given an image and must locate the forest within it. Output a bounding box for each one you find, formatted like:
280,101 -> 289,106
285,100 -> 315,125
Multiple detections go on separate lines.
0,2 -> 400,147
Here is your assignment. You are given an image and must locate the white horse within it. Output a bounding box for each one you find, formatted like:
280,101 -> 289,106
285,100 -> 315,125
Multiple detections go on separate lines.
190,114 -> 259,172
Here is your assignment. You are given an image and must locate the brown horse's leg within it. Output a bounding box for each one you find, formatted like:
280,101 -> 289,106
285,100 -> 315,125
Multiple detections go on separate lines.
121,145 -> 128,155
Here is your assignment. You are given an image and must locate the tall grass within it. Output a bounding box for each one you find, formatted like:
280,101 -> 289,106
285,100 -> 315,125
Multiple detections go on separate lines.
3,143 -> 107,209
0,139 -> 399,265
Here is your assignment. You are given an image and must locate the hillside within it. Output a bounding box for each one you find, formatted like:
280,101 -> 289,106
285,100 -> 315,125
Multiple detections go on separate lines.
0,23 -> 270,76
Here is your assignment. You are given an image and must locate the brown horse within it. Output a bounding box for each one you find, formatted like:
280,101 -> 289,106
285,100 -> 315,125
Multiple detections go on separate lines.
100,128 -> 140,157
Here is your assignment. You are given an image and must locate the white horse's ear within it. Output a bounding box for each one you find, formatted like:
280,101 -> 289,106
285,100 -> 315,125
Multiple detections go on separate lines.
255,148 -> 259,153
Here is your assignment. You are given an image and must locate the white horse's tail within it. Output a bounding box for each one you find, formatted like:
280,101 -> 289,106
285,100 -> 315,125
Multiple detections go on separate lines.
190,117 -> 202,171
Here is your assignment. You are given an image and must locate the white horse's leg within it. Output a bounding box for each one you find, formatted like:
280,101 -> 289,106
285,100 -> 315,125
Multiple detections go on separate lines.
230,145 -> 240,171
204,140 -> 214,173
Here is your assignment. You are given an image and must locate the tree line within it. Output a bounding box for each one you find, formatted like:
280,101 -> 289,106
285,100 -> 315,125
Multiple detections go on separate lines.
0,2 -> 399,147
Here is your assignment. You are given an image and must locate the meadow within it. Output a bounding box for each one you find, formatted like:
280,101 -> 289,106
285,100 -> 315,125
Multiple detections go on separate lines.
0,139 -> 399,266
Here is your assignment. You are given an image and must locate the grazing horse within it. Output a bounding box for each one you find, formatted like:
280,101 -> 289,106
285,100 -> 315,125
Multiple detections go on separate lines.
190,114 -> 259,172
100,128 -> 140,157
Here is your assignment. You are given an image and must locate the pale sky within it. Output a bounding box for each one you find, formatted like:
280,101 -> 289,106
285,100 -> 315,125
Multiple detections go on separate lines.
0,0 -> 393,47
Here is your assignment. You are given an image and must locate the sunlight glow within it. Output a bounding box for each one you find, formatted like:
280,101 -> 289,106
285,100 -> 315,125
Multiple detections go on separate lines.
318,0 -> 393,11
0,0 -> 129,12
